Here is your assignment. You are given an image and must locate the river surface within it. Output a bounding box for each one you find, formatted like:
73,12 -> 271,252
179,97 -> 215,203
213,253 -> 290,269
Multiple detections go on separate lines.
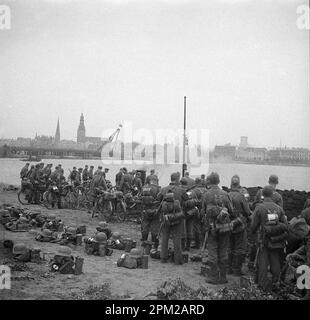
1,158 -> 310,191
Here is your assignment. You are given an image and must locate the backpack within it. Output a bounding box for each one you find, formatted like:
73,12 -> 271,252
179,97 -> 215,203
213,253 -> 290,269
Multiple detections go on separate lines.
288,216 -> 310,240
262,208 -> 288,248
207,194 -> 231,234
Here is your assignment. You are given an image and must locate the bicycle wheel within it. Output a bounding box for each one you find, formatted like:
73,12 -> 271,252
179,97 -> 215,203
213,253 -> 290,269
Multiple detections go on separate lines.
67,191 -> 78,210
18,189 -> 31,205
103,200 -> 113,221
41,190 -> 54,209
116,200 -> 127,222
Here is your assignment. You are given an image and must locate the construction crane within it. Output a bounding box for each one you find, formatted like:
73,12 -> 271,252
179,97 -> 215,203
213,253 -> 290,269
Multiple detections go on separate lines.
97,124 -> 122,157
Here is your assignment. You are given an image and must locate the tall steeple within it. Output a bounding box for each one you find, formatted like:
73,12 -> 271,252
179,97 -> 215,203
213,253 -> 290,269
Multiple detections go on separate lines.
54,117 -> 60,144
77,113 -> 86,144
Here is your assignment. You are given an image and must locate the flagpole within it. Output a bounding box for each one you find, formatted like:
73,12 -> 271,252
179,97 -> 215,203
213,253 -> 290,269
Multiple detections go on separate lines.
182,96 -> 187,177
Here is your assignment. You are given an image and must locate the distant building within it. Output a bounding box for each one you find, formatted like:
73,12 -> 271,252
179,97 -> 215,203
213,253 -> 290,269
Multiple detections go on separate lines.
268,148 -> 310,163
236,147 -> 267,161
77,113 -> 102,149
54,118 -> 60,146
239,136 -> 249,148
213,144 -> 236,160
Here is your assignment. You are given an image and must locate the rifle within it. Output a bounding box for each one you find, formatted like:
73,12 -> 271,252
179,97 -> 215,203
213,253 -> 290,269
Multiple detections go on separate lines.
200,230 -> 208,256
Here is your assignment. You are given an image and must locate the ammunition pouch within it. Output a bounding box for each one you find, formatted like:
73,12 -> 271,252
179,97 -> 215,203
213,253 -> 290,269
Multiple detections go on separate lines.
165,211 -> 184,226
186,207 -> 199,219
144,209 -> 159,220
231,216 -> 246,234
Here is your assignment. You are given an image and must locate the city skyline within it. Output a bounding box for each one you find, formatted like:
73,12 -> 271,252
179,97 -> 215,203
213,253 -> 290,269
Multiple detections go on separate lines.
0,0 -> 309,149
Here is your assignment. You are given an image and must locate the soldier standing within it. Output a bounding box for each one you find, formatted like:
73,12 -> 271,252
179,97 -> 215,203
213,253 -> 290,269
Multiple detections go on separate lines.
201,172 -> 234,284
228,175 -> 252,276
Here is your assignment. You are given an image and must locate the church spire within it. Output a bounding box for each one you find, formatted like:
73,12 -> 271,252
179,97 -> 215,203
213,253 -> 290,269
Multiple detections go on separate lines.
54,117 -> 60,144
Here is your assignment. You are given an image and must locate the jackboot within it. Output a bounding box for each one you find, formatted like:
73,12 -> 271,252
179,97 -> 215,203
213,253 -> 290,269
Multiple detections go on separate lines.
227,253 -> 234,275
232,255 -> 245,276
218,261 -> 228,284
205,262 -> 219,285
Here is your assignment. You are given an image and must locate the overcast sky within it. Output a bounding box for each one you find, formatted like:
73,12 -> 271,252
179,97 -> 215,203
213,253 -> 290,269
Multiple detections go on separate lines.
0,0 -> 309,148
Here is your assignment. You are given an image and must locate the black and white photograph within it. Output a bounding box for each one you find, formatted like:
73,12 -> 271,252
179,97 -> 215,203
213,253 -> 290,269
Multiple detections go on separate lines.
0,0 -> 309,308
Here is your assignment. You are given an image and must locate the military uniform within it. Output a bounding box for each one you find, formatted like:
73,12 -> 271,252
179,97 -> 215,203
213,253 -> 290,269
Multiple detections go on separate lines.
20,165 -> 29,179
253,188 -> 283,208
228,186 -> 252,275
141,184 -> 161,248
251,198 -> 287,290
157,180 -> 186,264
201,184 -> 234,284
146,173 -> 159,186
82,168 -> 89,182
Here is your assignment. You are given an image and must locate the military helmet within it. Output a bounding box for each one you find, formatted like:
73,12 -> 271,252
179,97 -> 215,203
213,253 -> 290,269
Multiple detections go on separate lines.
111,232 -> 121,240
98,221 -> 108,229
13,243 -> 28,255
29,229 -> 38,235
48,214 -> 56,220
19,216 -> 28,223
95,232 -> 107,243
66,227 -> 76,235
42,229 -> 52,237
129,248 -> 142,257
57,246 -> 72,256
269,174 -> 279,185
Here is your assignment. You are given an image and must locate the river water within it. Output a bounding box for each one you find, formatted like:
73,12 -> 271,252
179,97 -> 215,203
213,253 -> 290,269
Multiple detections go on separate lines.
1,158 -> 310,191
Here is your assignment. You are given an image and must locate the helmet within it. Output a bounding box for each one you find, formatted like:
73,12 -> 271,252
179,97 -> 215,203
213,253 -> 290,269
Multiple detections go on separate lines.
180,177 -> 188,186
42,229 -> 52,237
231,175 -> 240,187
95,232 -> 107,243
129,248 -> 142,257
111,232 -> 121,240
57,246 -> 72,256
48,214 -> 56,221
208,172 -> 220,185
19,216 -> 28,223
29,229 -> 38,235
269,174 -> 279,185
98,221 -> 108,229
13,243 -> 28,255
66,227 -> 76,235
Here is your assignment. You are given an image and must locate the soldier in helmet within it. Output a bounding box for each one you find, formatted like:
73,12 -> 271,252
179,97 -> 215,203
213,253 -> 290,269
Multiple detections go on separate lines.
253,175 -> 283,209
200,172 -> 234,284
157,173 -> 186,265
251,185 -> 288,291
96,221 -> 112,239
228,175 -> 252,276
20,163 -> 30,179
82,165 -> 89,182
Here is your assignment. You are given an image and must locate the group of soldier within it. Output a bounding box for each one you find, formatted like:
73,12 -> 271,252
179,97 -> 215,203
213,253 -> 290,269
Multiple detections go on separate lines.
19,162 -> 310,298
138,171 -> 309,299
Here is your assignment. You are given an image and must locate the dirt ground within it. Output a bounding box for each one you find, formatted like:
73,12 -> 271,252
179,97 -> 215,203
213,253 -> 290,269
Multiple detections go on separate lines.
0,189 -> 240,300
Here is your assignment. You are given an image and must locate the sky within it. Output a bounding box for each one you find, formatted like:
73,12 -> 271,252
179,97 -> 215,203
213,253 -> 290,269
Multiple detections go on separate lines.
0,0 -> 309,149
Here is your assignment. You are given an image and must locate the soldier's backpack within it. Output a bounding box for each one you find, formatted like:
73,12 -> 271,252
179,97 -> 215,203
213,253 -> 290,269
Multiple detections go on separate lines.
141,186 -> 154,206
262,209 -> 288,249
288,216 -> 310,241
206,194 -> 231,234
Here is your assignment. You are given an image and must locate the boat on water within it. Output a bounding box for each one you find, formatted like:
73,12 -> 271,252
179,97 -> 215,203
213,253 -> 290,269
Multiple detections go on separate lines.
20,155 -> 42,162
